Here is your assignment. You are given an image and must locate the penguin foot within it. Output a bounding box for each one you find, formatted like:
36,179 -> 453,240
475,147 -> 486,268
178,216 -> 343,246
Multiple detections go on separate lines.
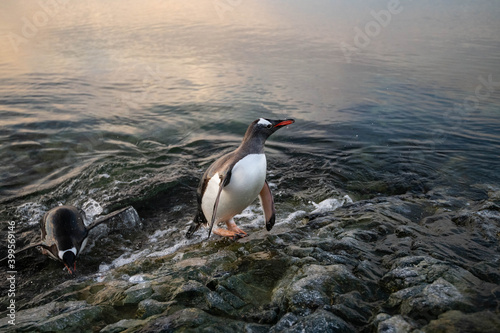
226,220 -> 248,237
212,227 -> 247,239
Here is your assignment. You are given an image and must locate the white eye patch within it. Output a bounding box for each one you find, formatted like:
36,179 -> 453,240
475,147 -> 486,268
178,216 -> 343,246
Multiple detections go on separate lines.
58,247 -> 77,260
257,118 -> 272,127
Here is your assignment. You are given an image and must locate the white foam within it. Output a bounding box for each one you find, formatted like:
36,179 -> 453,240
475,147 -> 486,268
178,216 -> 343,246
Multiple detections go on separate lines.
113,175 -> 149,185
98,249 -> 150,273
310,195 -> 353,214
129,274 -> 145,283
98,264 -> 111,272
145,220 -> 212,258
235,205 -> 261,220
477,210 -> 500,219
234,205 -> 265,229
81,198 -> 103,224
148,228 -> 173,243
279,210 -> 307,226
96,195 -> 354,275
15,202 -> 47,225
147,238 -> 193,258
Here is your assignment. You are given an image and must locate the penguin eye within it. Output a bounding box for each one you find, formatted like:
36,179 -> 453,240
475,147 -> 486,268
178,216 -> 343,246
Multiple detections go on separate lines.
266,124 -> 272,129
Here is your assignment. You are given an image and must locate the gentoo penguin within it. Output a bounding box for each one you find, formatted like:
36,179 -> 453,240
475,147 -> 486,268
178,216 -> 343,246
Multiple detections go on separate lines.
186,118 -> 294,239
1,205 -> 132,274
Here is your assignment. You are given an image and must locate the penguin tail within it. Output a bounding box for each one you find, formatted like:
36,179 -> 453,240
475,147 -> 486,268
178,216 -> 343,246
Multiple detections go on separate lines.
186,222 -> 200,239
186,211 -> 204,239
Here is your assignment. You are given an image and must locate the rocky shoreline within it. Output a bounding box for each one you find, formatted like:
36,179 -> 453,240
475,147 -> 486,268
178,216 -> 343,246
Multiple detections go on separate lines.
1,188 -> 500,332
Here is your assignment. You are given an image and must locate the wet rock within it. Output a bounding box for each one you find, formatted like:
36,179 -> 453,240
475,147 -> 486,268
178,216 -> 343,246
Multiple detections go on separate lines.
286,245 -> 314,258
284,309 -> 356,333
373,313 -> 391,329
150,276 -> 183,302
168,279 -> 238,317
20,278 -> 92,309
387,278 -> 473,319
451,202 -> 500,245
136,299 -> 170,319
204,290 -> 235,315
2,193 -> 500,332
270,312 -> 299,332
123,282 -> 153,304
87,281 -> 128,306
330,291 -> 374,326
0,301 -> 59,331
354,259 -> 385,282
170,280 -> 211,309
218,253 -> 289,307
421,310 -> 500,333
0,301 -> 103,332
382,255 -> 486,294
100,318 -> 147,333
377,314 -> 415,333
137,307 -> 254,332
246,298 -> 280,323
311,247 -> 358,265
174,257 -> 207,269
36,302 -> 103,332
215,285 -> 246,309
274,264 -> 370,315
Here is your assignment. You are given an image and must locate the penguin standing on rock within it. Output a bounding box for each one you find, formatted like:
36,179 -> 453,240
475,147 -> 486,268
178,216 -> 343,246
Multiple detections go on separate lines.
1,205 -> 132,274
186,118 -> 295,240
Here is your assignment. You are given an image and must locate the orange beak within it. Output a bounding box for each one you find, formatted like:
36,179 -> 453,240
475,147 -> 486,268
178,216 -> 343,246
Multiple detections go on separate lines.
274,119 -> 295,127
65,262 -> 76,275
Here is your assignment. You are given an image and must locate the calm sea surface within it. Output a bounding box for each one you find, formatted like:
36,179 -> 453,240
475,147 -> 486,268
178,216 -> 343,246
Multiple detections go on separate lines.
0,0 -> 499,278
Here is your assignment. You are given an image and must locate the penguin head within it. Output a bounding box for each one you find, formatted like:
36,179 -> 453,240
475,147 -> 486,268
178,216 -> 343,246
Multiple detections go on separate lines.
244,118 -> 295,143
59,248 -> 77,275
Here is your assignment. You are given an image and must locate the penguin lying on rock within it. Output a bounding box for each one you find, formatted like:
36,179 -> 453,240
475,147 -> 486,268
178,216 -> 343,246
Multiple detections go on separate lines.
1,205 -> 133,274
186,118 -> 294,240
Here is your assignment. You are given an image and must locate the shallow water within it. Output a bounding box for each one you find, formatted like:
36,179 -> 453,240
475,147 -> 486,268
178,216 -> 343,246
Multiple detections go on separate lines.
0,0 -> 499,303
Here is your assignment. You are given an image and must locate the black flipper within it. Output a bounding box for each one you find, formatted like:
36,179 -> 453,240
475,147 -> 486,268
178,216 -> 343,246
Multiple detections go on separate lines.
186,218 -> 202,239
207,171 -> 231,239
87,206 -> 133,231
186,179 -> 209,239
186,205 -> 208,239
259,180 -> 276,231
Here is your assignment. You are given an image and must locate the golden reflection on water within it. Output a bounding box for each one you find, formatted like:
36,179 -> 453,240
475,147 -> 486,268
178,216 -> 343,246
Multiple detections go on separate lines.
0,0 -> 285,62
0,1 -> 499,126
0,1 -> 308,114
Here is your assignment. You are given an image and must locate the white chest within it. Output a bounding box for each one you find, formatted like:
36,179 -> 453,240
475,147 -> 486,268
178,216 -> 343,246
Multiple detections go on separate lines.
227,154 -> 267,196
202,154 -> 267,222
